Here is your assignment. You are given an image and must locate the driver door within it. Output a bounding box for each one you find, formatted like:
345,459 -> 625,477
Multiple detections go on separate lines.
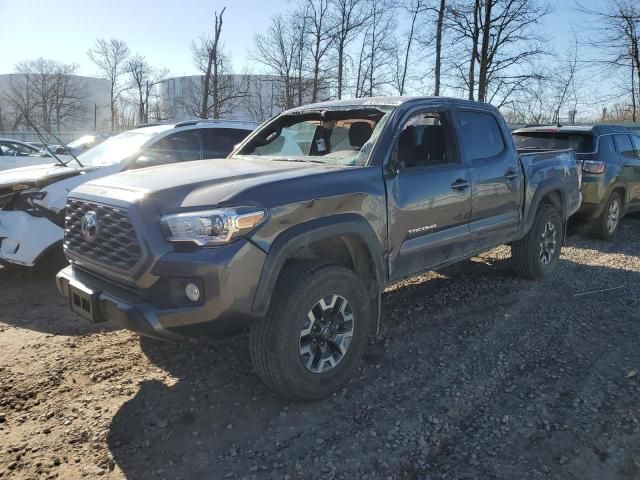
385,108 -> 473,281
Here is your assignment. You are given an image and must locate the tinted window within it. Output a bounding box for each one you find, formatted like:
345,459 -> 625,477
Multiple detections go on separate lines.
457,111 -> 505,161
0,142 -> 35,156
630,135 -> 640,159
598,135 -> 615,154
397,112 -> 453,167
202,128 -> 252,158
613,134 -> 635,159
146,130 -> 202,162
513,132 -> 594,153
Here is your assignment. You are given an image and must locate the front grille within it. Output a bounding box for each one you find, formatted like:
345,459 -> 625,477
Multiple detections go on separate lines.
64,199 -> 142,271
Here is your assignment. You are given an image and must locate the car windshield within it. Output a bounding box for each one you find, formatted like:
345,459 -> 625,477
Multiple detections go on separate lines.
76,128 -> 167,167
234,107 -> 394,166
513,131 -> 594,153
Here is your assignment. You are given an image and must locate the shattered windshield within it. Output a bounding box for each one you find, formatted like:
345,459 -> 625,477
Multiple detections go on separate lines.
235,107 -> 393,166
76,127 -> 170,167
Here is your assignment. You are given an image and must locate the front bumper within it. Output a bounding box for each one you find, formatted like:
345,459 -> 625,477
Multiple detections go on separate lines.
0,211 -> 62,266
56,239 -> 267,340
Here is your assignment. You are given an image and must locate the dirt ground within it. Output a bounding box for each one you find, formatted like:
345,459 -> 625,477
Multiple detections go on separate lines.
1,216 -> 639,480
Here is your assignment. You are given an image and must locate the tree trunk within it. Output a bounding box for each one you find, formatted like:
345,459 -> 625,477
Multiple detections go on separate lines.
201,54 -> 213,119
468,0 -> 480,100
434,0 -> 445,96
337,36 -> 345,99
477,0 -> 492,102
400,1 -> 420,96
110,83 -> 115,130
632,61 -> 637,122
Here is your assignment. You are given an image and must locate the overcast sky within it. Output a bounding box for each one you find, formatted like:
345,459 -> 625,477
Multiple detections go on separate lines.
1,0 -> 602,78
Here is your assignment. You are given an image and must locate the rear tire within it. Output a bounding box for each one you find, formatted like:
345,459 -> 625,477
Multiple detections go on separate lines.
249,260 -> 370,401
512,205 -> 563,280
591,192 -> 622,241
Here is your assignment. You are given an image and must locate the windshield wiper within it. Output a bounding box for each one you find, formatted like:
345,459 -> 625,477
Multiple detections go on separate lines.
18,108 -> 67,167
271,158 -> 326,164
34,122 -> 84,168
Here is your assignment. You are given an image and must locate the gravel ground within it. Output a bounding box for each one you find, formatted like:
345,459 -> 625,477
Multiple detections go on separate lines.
1,215 -> 639,480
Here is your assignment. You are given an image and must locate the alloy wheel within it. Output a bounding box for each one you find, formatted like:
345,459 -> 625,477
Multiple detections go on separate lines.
606,198 -> 620,234
299,294 -> 354,373
539,221 -> 557,265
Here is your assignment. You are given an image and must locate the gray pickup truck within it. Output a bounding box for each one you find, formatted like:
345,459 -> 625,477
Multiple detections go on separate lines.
57,97 -> 582,400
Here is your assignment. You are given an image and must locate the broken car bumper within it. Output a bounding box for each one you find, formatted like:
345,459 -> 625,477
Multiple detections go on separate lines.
0,211 -> 62,266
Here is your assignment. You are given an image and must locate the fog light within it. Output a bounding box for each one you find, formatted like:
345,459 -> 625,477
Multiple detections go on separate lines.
185,283 -> 201,302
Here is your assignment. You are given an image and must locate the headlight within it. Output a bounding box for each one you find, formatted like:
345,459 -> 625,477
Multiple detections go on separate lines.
161,207 -> 267,246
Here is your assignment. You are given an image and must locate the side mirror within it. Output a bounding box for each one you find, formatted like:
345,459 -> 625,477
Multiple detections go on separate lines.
55,146 -> 66,155
388,145 -> 404,174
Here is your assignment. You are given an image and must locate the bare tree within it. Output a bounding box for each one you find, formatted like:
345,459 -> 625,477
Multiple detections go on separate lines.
189,8 -> 247,118
305,0 -> 336,101
127,55 -> 168,123
433,0 -> 447,95
241,74 -> 276,122
87,38 -> 130,130
330,0 -> 368,98
354,0 -> 398,97
198,8 -> 225,118
252,14 -> 302,109
6,59 -> 88,131
576,0 -> 640,121
447,0 -> 551,105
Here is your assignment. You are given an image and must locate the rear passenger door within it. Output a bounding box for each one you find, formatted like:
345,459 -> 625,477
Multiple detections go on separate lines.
202,128 -> 252,158
613,134 -> 637,207
628,135 -> 640,207
385,108 -> 473,281
455,109 -> 522,250
134,130 -> 203,168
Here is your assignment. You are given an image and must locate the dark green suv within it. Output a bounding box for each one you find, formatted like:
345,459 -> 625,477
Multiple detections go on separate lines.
513,125 -> 640,240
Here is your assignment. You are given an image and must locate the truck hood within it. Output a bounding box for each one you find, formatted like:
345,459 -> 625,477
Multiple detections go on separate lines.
0,162 -> 88,189
76,157 -> 334,211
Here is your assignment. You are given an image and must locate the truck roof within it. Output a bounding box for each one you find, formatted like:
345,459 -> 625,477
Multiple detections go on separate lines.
513,124 -> 635,135
285,96 -> 498,114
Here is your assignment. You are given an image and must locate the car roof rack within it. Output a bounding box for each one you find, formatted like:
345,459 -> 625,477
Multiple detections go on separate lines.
173,119 -> 258,128
134,121 -> 172,129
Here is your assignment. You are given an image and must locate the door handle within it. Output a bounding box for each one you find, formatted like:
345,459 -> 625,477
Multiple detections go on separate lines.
504,169 -> 518,180
451,179 -> 470,191
624,162 -> 631,167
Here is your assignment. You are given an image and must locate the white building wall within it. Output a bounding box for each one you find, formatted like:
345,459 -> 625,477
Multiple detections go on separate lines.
157,74 -> 330,123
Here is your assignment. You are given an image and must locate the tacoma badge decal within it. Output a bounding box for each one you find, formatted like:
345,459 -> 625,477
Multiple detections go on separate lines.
408,224 -> 437,235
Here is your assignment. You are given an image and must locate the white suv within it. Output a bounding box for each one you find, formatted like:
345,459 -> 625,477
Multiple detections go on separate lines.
0,120 -> 256,267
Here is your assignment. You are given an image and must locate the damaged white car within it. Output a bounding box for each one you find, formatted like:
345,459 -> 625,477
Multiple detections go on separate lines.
0,120 -> 256,267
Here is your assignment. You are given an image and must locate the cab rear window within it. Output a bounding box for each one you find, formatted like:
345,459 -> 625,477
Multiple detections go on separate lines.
513,132 -> 594,153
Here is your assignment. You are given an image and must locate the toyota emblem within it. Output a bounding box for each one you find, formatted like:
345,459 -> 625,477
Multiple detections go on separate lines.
81,211 -> 99,242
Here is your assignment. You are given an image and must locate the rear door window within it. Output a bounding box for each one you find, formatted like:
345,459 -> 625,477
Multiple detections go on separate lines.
457,111 -> 505,161
630,135 -> 640,159
513,132 -> 594,153
202,128 -> 252,158
146,130 -> 202,162
598,135 -> 615,154
613,134 -> 635,158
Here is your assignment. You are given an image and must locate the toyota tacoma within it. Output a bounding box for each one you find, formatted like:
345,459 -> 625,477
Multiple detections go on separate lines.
57,97 -> 582,400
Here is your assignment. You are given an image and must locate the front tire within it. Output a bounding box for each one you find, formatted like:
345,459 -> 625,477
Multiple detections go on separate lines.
591,192 -> 622,241
511,205 -> 563,280
249,260 -> 370,401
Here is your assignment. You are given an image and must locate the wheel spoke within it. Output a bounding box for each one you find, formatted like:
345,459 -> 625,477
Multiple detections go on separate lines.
298,294 -> 355,374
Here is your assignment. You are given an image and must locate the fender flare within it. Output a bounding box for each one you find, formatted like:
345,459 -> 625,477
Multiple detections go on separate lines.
605,182 -> 628,212
251,213 -> 386,318
519,179 -> 567,239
